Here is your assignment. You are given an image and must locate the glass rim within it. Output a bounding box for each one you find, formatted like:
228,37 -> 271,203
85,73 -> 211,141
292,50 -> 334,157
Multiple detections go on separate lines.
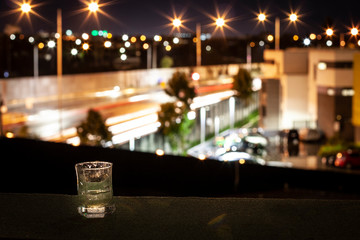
75,161 -> 113,170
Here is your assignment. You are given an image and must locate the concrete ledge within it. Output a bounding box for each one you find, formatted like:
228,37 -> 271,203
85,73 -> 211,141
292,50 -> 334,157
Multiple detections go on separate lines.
1,137 -> 360,198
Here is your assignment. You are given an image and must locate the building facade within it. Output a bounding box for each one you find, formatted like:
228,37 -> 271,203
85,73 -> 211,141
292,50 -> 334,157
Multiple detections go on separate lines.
262,48 -> 359,141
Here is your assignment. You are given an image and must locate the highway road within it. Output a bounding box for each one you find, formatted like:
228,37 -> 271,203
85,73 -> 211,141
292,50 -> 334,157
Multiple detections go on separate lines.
2,78 -> 235,144
3,87 -> 170,141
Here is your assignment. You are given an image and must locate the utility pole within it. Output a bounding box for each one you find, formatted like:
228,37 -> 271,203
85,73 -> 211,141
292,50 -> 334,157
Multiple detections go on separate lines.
275,17 -> 280,50
196,23 -> 202,66
57,9 -> 63,138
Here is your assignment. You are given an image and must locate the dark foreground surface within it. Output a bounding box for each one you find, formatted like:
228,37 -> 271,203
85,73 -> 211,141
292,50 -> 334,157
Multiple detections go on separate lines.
1,193 -> 360,240
1,137 -> 360,198
1,138 -> 360,239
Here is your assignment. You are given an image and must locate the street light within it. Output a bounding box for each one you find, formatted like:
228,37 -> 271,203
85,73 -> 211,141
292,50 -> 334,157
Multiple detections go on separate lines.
326,28 -> 334,37
172,18 -> 182,28
88,2 -> 99,12
82,43 -> 90,50
257,11 -> 299,50
21,3 -> 31,13
351,27 -> 359,36
215,17 -> 225,27
47,40 -> 56,48
289,13 -> 297,22
258,13 -> 266,22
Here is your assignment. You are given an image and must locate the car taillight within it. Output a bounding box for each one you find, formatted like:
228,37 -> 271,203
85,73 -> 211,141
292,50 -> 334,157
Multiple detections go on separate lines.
335,156 -> 345,167
335,159 -> 341,167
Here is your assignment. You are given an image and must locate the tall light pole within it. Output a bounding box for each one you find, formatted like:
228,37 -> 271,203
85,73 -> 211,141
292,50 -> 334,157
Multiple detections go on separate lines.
57,9 -> 63,137
196,23 -> 201,66
275,17 -> 280,50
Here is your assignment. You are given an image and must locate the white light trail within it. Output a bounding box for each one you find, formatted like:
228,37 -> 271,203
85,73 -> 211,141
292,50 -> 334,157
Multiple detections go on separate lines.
112,122 -> 160,144
190,90 -> 234,110
108,113 -> 158,134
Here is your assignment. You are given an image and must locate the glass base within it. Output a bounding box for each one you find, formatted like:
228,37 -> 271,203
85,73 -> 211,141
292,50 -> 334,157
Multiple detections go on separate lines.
78,204 -> 116,218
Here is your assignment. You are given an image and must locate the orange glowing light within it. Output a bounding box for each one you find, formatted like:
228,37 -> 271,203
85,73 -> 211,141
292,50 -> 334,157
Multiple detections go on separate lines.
284,8 -> 304,31
309,33 -> 316,40
162,5 -> 192,34
201,2 -> 239,38
88,2 -> 99,12
215,17 -> 225,27
5,132 -> 15,138
38,42 -> 45,49
289,13 -> 297,22
172,18 -> 182,28
351,27 -> 359,36
21,3 -> 31,13
143,43 -> 149,50
77,0 -> 120,28
155,149 -> 165,156
130,36 -> 137,43
267,34 -> 274,42
254,9 -> 270,27
8,0 -> 47,26
82,43 -> 90,50
198,154 -> 206,160
140,35 -> 146,41
258,13 -> 266,22
326,28 -> 334,36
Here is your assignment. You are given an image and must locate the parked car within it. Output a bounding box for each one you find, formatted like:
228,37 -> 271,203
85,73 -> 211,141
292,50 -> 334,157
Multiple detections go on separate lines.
279,129 -> 300,156
217,151 -> 266,165
299,128 -> 324,142
321,154 -> 336,166
334,150 -> 360,169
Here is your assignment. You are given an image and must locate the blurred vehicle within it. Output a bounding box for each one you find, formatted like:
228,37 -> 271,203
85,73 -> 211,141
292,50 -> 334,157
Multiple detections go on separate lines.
299,128 -> 324,142
279,129 -> 299,146
321,154 -> 336,166
334,150 -> 360,169
242,136 -> 267,156
279,129 -> 300,156
217,151 -> 265,165
216,129 -> 269,157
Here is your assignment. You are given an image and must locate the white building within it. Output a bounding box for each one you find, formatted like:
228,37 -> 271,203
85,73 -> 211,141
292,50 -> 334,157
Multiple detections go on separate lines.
262,48 -> 359,141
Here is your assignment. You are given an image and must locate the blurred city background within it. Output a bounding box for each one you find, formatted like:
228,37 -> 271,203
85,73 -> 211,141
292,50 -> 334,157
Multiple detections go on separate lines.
2,0 -> 360,173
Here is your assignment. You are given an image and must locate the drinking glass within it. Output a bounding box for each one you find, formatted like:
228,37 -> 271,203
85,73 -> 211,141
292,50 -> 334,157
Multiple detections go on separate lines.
75,161 -> 115,218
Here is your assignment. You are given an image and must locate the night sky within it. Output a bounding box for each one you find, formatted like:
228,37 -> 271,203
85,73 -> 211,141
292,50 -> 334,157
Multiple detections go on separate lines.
1,0 -> 360,37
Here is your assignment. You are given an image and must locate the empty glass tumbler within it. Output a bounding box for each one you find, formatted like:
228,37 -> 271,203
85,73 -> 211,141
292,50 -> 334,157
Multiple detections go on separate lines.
75,161 -> 115,218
